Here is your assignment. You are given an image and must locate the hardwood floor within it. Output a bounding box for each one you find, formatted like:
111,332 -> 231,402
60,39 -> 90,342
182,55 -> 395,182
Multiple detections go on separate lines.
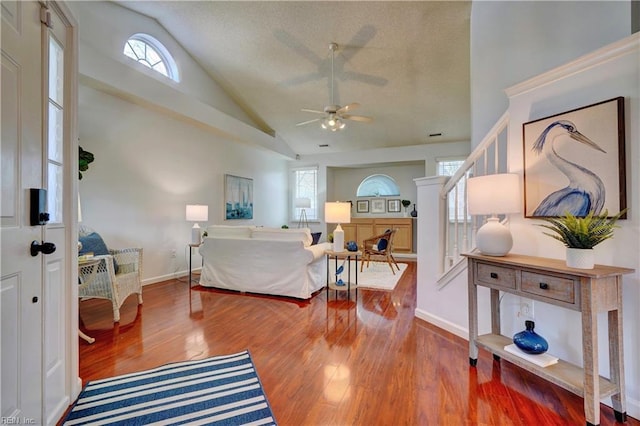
74,262 -> 638,425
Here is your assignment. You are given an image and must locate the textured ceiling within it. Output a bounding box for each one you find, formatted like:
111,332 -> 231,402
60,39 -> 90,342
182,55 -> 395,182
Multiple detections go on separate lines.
116,1 -> 471,156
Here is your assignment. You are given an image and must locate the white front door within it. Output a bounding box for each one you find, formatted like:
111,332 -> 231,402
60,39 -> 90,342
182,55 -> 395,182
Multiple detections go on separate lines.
2,2 -> 76,424
2,1 -> 46,422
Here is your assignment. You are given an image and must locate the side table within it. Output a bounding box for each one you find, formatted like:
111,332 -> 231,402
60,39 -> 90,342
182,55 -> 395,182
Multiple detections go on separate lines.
325,250 -> 361,300
464,252 -> 634,425
188,243 -> 201,305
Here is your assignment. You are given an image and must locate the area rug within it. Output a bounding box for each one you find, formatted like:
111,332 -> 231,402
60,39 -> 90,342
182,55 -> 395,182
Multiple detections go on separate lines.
63,350 -> 276,425
332,260 -> 407,290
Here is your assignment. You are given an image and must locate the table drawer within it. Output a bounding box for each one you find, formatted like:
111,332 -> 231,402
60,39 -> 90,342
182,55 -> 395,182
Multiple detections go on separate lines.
476,263 -> 516,290
521,271 -> 576,305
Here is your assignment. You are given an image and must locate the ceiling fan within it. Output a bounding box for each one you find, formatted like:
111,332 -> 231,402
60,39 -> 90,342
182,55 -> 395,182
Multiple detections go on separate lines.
296,42 -> 373,132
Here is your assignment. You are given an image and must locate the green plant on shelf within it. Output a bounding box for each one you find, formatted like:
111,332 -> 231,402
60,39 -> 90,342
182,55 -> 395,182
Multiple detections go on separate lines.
538,209 -> 627,249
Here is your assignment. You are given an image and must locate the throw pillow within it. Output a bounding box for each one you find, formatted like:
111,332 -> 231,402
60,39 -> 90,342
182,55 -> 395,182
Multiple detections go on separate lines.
79,232 -> 108,256
79,232 -> 117,272
376,238 -> 388,251
311,232 -> 322,245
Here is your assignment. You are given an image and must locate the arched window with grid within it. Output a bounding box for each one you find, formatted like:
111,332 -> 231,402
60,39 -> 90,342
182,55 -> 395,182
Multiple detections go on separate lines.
123,33 -> 179,82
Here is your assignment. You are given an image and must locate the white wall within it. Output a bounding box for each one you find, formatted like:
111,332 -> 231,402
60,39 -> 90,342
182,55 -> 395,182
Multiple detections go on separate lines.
418,34 -> 640,418
470,1 -> 631,148
72,2 -> 290,284
79,85 -> 288,284
330,163 -> 424,218
292,142 -> 470,236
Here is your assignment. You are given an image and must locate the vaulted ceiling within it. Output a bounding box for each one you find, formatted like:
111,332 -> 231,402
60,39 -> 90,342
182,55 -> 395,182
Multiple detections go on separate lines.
116,1 -> 471,156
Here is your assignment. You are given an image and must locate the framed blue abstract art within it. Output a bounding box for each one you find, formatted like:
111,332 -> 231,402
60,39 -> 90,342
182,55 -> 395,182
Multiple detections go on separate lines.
225,174 -> 253,220
522,97 -> 626,219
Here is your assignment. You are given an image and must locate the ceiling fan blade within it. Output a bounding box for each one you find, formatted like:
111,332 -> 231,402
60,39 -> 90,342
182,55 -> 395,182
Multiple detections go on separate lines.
301,108 -> 325,114
273,29 -> 323,66
342,114 -> 373,123
280,72 -> 324,87
342,71 -> 389,87
341,25 -> 377,62
337,103 -> 360,114
296,118 -> 321,126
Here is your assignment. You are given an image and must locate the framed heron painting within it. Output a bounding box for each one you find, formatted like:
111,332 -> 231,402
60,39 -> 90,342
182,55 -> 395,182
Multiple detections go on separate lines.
522,97 -> 626,219
225,174 -> 253,220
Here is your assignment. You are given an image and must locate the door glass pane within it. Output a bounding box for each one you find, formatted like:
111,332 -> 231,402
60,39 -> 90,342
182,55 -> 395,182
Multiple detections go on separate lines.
47,102 -> 63,163
47,33 -> 64,224
47,163 -> 63,223
48,37 -> 63,104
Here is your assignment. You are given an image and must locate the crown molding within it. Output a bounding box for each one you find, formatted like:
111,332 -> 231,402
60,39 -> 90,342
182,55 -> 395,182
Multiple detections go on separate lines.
506,33 -> 640,98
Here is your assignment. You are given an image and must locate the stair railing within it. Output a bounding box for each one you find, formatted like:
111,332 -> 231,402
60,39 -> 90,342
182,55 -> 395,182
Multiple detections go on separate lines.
439,111 -> 510,280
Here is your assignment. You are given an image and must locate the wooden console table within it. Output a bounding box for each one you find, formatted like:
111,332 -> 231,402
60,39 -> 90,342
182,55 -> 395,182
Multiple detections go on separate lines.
464,253 -> 634,426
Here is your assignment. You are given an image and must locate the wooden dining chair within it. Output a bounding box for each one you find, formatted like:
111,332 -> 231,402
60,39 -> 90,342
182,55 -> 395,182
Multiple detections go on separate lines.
360,229 -> 400,274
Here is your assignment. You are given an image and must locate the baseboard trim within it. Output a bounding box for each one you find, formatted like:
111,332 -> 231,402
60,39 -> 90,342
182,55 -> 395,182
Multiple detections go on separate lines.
626,397 -> 640,422
414,308 -> 468,341
142,268 -> 201,287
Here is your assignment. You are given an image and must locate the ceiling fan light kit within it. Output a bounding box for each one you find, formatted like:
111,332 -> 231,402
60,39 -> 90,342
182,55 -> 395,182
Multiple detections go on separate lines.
321,114 -> 346,131
297,42 -> 372,131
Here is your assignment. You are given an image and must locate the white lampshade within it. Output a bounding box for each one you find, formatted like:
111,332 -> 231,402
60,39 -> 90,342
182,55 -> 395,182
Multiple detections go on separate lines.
186,204 -> 209,222
467,174 -> 520,215
325,202 -> 351,252
186,204 -> 209,245
467,174 -> 520,256
295,197 -> 311,208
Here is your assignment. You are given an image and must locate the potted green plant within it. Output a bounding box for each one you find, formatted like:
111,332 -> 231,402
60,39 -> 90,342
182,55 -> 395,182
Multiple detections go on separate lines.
79,146 -> 94,180
401,200 -> 411,217
538,209 -> 627,269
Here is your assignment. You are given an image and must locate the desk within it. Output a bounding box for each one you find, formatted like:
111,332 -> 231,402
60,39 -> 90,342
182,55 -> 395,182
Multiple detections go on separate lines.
78,258 -> 100,344
326,250 -> 361,300
464,253 -> 634,426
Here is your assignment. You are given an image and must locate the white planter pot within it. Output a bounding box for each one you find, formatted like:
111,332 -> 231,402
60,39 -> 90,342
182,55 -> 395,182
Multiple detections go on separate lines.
566,248 -> 594,269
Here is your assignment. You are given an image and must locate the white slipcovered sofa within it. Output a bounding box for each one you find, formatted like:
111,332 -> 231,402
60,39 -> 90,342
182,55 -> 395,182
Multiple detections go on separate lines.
198,225 -> 331,299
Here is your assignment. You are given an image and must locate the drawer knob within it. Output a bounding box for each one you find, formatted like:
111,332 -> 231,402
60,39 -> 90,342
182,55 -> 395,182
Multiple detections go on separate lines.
490,272 -> 498,279
539,282 -> 549,290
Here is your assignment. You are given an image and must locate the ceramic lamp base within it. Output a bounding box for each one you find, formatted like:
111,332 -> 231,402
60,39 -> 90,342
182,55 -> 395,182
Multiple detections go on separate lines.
333,224 -> 345,252
191,224 -> 202,245
476,217 -> 513,256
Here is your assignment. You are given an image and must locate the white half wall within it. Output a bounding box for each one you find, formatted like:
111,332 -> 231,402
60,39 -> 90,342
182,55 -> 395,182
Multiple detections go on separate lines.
418,34 -> 640,419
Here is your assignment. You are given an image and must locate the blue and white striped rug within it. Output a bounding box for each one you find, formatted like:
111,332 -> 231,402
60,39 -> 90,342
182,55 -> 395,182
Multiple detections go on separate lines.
63,350 -> 276,425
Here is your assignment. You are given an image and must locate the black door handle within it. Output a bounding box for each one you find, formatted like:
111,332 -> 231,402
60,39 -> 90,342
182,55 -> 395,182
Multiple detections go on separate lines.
30,240 -> 56,257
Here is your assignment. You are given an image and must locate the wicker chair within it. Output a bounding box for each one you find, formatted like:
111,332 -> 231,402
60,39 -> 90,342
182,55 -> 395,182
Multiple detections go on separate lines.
360,229 -> 400,274
79,246 -> 143,323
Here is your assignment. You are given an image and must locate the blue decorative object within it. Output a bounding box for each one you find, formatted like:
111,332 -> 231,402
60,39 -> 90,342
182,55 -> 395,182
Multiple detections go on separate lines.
335,259 -> 347,286
346,241 -> 358,251
376,238 -> 388,251
513,320 -> 548,354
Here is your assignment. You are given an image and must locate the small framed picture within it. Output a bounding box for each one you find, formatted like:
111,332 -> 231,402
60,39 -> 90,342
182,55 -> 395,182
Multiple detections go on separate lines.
371,198 -> 386,214
356,200 -> 369,213
387,199 -> 401,213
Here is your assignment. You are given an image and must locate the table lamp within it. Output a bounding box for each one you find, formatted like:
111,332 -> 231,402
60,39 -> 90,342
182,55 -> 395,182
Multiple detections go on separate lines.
186,204 -> 208,245
467,174 -> 520,256
296,197 -> 311,228
325,201 -> 351,252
